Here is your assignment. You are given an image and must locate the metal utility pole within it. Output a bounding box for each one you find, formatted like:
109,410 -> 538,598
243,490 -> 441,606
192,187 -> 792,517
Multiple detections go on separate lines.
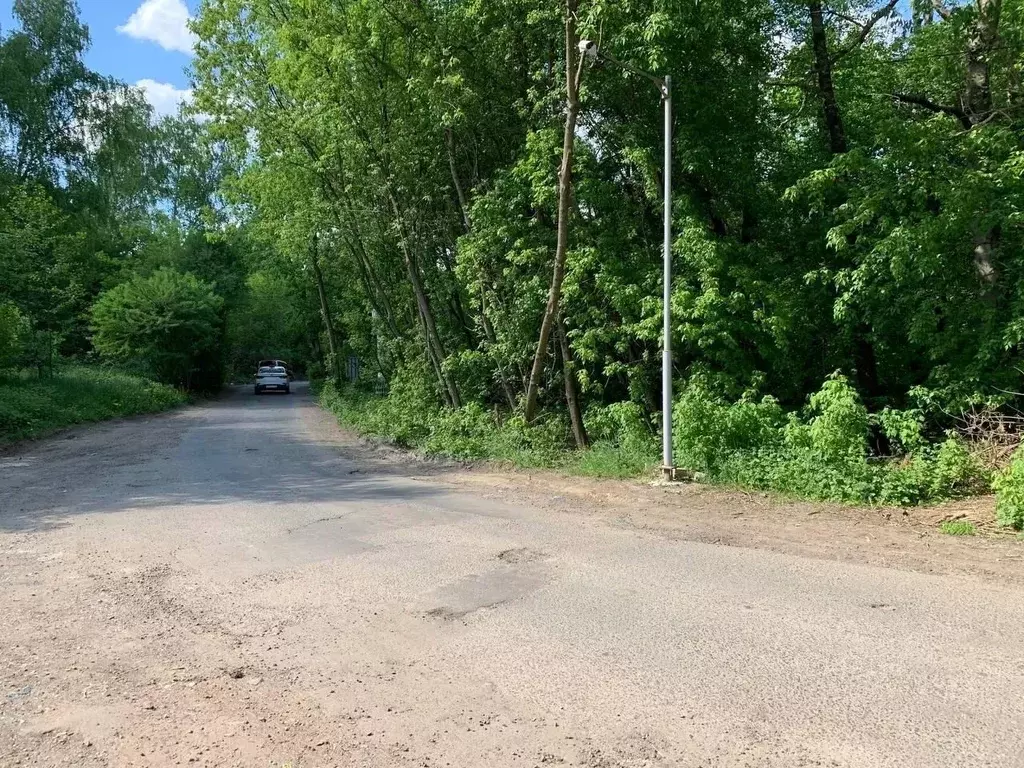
579,41 -> 675,479
661,75 -> 673,480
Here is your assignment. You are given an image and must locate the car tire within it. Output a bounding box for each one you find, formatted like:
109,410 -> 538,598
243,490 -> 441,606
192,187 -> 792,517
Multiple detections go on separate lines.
285,386 -> 291,395
254,387 -> 260,395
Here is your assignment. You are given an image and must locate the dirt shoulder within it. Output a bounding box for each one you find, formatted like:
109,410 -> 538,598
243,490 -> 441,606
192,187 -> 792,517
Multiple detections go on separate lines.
302,402 -> 1024,587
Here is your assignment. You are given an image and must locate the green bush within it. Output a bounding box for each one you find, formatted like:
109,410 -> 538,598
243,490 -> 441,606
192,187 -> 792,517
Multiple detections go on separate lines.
363,365 -> 439,446
487,413 -> 570,468
928,436 -> 987,498
91,268 -> 224,391
443,350 -> 494,405
673,385 -> 785,473
877,407 -> 926,453
0,365 -> 186,443
423,402 -> 494,459
319,366 -> 439,448
672,375 -> 986,506
584,401 -> 650,445
808,373 -> 868,462
319,373 -> 650,476
578,402 -> 658,476
994,448 -> 1024,529
572,440 -> 655,478
319,370 -> 991,502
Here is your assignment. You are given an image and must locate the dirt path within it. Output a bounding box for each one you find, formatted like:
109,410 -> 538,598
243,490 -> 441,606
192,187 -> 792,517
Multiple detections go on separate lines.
2,384 -> 1023,767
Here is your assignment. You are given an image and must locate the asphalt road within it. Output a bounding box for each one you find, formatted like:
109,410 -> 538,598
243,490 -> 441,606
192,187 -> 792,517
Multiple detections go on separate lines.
1,383 -> 1023,767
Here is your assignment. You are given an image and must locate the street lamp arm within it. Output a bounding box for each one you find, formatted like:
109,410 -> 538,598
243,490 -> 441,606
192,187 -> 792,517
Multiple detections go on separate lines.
596,49 -> 668,96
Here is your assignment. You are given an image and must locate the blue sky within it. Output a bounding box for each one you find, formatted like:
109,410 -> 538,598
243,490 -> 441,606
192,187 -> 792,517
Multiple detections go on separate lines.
0,0 -> 198,117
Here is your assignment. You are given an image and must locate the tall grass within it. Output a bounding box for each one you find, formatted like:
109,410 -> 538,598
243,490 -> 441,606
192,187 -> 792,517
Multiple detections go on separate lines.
0,365 -> 186,443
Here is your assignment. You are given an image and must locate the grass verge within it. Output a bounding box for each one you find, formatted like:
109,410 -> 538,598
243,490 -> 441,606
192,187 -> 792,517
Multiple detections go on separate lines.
0,365 -> 187,444
318,380 -> 659,479
318,377 -> 1004,517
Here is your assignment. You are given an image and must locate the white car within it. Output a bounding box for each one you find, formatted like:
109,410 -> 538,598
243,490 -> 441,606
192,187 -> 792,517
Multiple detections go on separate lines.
254,366 -> 290,395
258,359 -> 292,378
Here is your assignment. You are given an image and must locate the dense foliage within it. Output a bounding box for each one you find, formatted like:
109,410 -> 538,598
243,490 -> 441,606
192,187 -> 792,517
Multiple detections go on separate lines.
0,0 -> 313,392
8,0 -> 1024,513
91,268 -> 225,390
673,374 -> 987,504
319,377 -> 658,478
183,0 -> 1024,509
994,449 -> 1024,528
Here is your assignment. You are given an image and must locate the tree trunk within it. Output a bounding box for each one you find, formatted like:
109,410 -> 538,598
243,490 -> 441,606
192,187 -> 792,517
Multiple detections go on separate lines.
966,0 -> 1001,121
387,190 -> 462,407
332,192 -> 403,340
556,315 -> 589,448
306,150 -> 405,342
972,228 -> 999,289
345,226 -> 402,340
809,0 -> 848,155
481,287 -> 518,410
524,0 -> 584,422
310,334 -> 323,373
966,0 -> 1002,289
447,136 -> 517,408
417,309 -> 451,406
446,127 -> 473,234
311,238 -> 343,386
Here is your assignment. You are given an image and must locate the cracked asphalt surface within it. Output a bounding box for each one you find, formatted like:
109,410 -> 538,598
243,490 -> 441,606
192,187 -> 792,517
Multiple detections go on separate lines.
1,382 -> 1023,767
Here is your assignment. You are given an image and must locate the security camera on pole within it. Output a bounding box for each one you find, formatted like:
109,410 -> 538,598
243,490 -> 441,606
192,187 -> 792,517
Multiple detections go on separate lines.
578,40 -> 675,481
578,39 -> 599,62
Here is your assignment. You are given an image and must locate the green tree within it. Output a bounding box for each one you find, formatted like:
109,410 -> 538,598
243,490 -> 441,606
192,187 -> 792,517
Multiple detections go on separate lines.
0,301 -> 26,366
185,0 -> 1024,484
0,0 -> 94,181
225,270 -> 310,377
91,268 -> 224,390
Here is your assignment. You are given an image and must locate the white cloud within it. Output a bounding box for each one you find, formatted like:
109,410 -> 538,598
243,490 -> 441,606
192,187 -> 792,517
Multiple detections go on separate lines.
116,0 -> 196,55
135,79 -> 193,117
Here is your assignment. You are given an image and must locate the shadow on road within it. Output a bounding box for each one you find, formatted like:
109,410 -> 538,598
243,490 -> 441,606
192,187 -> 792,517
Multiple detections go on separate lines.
0,382 -> 447,534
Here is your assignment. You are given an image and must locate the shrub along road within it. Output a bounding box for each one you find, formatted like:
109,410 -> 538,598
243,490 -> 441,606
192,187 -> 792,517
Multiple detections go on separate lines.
1,384 -> 1023,767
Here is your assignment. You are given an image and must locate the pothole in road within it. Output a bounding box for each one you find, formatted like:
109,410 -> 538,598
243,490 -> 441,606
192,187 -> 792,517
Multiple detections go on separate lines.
424,600 -> 510,622
424,606 -> 472,622
497,547 -> 546,564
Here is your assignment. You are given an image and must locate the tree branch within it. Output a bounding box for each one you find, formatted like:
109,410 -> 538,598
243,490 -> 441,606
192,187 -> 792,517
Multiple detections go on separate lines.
829,9 -> 868,28
893,92 -> 974,130
932,0 -> 952,20
833,0 -> 900,63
